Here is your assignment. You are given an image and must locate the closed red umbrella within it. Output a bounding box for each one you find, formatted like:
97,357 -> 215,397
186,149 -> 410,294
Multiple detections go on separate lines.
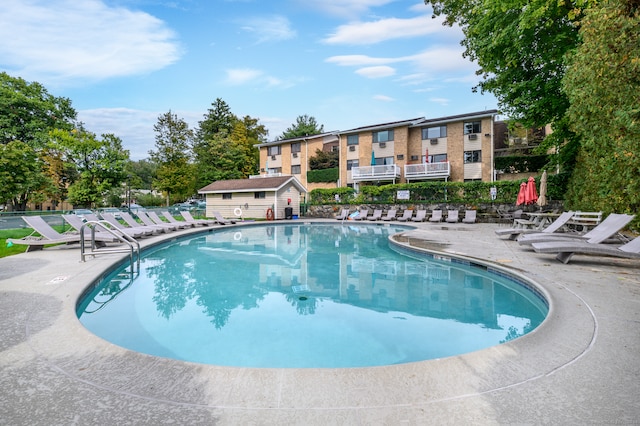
516,182 -> 527,206
525,176 -> 538,205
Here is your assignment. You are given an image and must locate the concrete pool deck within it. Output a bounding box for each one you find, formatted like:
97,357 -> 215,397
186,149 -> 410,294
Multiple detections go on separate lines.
0,220 -> 638,425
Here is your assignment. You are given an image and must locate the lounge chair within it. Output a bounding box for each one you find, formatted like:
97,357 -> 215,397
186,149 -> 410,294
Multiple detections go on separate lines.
352,209 -> 369,221
138,211 -> 180,231
429,210 -> 443,222
445,210 -> 459,223
161,211 -> 195,228
61,214 -> 124,242
518,213 -> 635,246
381,209 -> 398,221
411,210 -> 427,222
180,210 -> 217,226
100,212 -> 155,237
367,209 -> 383,221
462,210 -> 477,224
335,208 -> 350,220
7,216 -> 84,251
212,211 -> 237,225
397,209 -> 414,222
121,212 -> 168,233
531,235 -> 640,264
147,211 -> 190,229
496,211 -> 574,240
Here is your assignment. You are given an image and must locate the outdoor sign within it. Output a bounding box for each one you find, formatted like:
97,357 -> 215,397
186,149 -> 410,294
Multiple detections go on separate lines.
397,190 -> 410,200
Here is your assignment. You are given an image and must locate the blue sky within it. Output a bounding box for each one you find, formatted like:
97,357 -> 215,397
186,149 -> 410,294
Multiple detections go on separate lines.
0,0 -> 497,160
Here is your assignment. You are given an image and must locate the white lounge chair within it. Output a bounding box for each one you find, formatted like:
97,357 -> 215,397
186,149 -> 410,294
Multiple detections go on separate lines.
353,209 -> 369,221
429,210 -> 443,222
213,211 -> 236,225
496,211 -> 574,240
137,211 -> 178,231
367,210 -> 383,221
62,214 -> 123,242
335,208 -> 350,220
411,210 -> 427,222
462,210 -> 477,224
148,211 -> 190,229
161,211 -> 195,228
100,212 -> 155,237
180,210 -> 217,226
381,209 -> 398,221
121,212 -> 168,233
397,210 -> 414,222
518,213 -> 635,246
531,235 -> 640,264
445,210 -> 459,223
7,216 -> 84,251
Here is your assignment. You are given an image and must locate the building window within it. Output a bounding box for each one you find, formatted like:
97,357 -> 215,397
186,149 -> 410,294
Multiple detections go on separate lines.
464,121 -> 481,134
254,191 -> 266,199
291,142 -> 301,153
373,129 -> 394,143
374,156 -> 394,165
331,145 -> 339,152
347,134 -> 359,145
291,165 -> 301,174
424,153 -> 448,163
422,126 -> 447,139
464,150 -> 482,163
222,193 -> 232,200
347,159 -> 359,170
268,145 -> 281,156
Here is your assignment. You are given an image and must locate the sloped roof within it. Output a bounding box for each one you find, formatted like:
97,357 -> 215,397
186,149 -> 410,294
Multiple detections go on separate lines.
341,117 -> 424,134
410,110 -> 499,127
255,131 -> 339,148
198,175 -> 307,194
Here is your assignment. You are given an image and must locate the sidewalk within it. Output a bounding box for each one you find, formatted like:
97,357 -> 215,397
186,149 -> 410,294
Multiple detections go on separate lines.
1,221 -> 638,425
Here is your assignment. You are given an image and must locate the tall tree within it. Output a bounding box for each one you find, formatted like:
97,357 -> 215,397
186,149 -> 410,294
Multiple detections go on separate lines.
0,141 -> 50,210
279,115 -> 324,139
562,0 -> 640,214
425,0 -> 593,172
0,72 -> 76,148
149,111 -> 195,204
49,127 -> 129,208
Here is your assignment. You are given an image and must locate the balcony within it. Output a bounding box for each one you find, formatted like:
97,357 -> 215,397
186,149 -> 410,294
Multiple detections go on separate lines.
351,164 -> 401,182
404,162 -> 451,181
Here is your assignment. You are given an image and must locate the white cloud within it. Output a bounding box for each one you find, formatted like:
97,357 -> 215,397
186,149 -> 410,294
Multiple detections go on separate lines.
373,95 -> 395,102
78,107 -> 201,160
239,15 -> 296,43
325,55 -> 395,67
225,68 -> 264,85
298,0 -> 396,19
323,15 -> 447,45
429,97 -> 450,106
355,66 -> 396,78
0,0 -> 182,86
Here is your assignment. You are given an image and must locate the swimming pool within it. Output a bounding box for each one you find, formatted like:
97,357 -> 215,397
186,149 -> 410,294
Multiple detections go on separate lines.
78,223 -> 548,368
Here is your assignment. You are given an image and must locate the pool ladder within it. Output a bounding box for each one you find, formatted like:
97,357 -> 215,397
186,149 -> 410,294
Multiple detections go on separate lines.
80,220 -> 140,275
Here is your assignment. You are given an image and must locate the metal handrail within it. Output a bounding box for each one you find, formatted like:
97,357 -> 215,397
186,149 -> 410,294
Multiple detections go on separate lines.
80,220 -> 140,275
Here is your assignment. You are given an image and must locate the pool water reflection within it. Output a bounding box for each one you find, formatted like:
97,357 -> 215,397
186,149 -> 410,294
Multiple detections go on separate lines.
78,223 -> 548,368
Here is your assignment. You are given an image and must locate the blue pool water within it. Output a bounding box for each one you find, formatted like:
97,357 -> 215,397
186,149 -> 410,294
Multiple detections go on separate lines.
78,223 -> 548,368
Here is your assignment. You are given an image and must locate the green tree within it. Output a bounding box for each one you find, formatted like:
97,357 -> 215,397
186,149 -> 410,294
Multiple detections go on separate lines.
193,100 -> 267,188
0,72 -> 76,148
425,0 -> 593,172
50,128 -> 129,207
0,141 -> 50,210
562,0 -> 640,215
279,115 -> 324,139
126,159 -> 157,190
149,111 -> 195,204
309,148 -> 339,170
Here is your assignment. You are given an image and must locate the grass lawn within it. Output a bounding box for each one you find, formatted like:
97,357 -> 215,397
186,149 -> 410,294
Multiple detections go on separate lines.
0,224 -> 75,258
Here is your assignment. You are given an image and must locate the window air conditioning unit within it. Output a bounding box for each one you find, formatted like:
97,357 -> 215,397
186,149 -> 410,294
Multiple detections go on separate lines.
349,145 -> 356,151
379,142 -> 386,148
411,155 -> 419,161
468,134 -> 478,140
271,155 -> 277,160
292,152 -> 298,158
430,138 -> 438,145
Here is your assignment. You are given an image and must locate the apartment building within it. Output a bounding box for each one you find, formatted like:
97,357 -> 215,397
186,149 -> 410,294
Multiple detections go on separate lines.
256,110 -> 499,191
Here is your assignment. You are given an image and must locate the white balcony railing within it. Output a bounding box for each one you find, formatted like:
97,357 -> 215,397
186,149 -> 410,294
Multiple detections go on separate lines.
404,162 -> 451,181
351,164 -> 401,182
